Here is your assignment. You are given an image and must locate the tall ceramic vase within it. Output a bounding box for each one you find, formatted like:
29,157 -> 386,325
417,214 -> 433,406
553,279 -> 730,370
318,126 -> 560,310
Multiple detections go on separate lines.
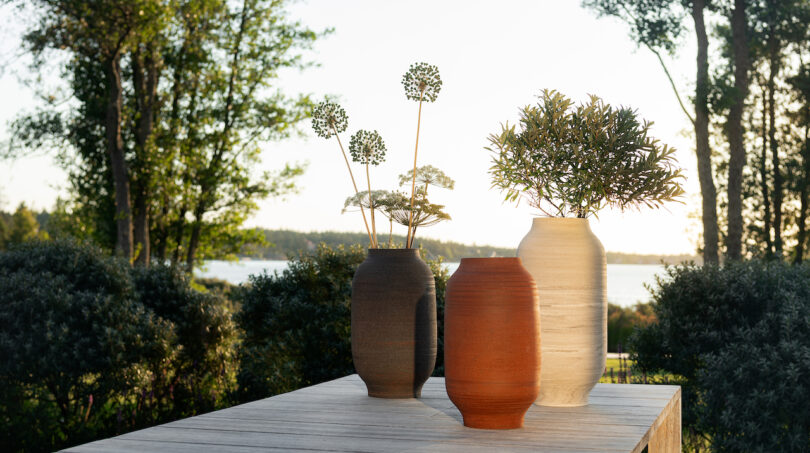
351,248 -> 437,398
444,258 -> 541,429
517,218 -> 606,407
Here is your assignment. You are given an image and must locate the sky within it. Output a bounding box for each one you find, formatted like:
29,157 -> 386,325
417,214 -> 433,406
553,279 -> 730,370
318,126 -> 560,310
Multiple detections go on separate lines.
0,0 -> 703,255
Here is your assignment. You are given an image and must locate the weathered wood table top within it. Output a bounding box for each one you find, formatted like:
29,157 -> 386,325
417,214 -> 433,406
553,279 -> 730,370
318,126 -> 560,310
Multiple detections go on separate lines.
63,374 -> 681,453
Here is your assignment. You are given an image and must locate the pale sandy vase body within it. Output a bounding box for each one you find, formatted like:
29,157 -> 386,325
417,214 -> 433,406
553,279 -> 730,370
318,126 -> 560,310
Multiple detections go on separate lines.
517,218 -> 606,407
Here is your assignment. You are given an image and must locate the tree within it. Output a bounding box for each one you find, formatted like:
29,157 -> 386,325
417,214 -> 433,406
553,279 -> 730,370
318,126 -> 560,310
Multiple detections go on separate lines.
583,0 -> 721,264
9,0 -> 318,269
6,203 -> 43,246
13,0 -> 169,260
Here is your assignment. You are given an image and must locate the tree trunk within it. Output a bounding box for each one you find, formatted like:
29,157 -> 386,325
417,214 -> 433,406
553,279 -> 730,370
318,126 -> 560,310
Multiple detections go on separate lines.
171,204 -> 187,266
767,36 -> 783,258
185,202 -> 206,271
105,54 -> 133,260
131,46 -> 160,266
759,81 -> 773,257
796,122 -> 810,263
692,0 -> 720,265
726,0 -> 750,261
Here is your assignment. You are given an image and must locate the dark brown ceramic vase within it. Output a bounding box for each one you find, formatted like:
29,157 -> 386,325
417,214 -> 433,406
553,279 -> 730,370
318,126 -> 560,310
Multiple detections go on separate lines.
351,248 -> 436,398
445,257 -> 541,429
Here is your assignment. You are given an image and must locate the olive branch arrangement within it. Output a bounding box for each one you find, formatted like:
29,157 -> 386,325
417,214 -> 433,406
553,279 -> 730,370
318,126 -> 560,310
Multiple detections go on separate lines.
486,89 -> 685,218
312,62 -> 451,249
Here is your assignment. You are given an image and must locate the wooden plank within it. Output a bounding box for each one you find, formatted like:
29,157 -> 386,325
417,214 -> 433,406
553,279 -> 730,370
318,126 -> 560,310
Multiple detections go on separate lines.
61,375 -> 680,453
648,388 -> 682,453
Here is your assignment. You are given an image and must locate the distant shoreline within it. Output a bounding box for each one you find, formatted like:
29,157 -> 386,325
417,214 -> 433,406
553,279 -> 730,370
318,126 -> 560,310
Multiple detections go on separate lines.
242,229 -> 701,266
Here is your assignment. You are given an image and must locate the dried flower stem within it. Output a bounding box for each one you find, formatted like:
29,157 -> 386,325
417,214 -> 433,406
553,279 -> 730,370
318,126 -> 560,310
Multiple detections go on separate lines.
333,125 -> 373,246
406,91 -> 424,248
365,161 -> 378,248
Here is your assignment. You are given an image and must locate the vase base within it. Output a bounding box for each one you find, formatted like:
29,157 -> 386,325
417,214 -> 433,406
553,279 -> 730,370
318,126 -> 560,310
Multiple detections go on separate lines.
535,398 -> 589,407
367,390 -> 422,399
461,412 -> 526,430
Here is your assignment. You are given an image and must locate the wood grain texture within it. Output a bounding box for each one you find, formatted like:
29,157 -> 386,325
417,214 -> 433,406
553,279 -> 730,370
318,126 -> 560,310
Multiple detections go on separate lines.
648,388 -> 682,453
61,375 -> 680,453
517,218 -> 607,407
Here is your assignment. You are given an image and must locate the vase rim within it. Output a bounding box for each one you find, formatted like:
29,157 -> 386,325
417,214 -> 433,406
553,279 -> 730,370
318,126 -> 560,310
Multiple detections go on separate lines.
531,216 -> 589,222
458,257 -> 524,270
459,257 -> 521,263
367,247 -> 421,255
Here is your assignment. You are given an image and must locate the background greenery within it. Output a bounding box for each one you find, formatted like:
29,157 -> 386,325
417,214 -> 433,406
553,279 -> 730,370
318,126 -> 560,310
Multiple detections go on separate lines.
630,261 -> 810,452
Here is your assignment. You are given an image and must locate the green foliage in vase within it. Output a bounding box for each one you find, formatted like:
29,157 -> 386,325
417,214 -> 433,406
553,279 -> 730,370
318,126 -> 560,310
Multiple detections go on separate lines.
487,89 -> 685,218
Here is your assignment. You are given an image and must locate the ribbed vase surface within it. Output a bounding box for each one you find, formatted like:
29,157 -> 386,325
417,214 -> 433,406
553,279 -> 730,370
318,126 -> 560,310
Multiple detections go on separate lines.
517,218 -> 606,407
445,257 -> 541,429
351,248 -> 436,398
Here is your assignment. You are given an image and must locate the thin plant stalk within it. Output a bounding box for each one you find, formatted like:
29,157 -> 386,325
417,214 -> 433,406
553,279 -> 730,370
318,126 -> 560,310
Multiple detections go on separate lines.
333,125 -> 373,246
365,161 -> 378,248
406,91 -> 424,248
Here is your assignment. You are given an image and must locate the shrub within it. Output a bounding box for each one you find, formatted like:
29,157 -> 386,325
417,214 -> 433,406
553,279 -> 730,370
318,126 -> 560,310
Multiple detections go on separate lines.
0,240 -> 239,452
131,265 -> 237,417
699,292 -> 810,452
0,240 -> 173,452
234,244 -> 364,401
630,261 -> 810,450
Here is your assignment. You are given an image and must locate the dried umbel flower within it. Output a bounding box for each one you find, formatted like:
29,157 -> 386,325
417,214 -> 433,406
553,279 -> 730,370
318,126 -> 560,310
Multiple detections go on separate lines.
349,130 -> 387,166
402,62 -> 442,102
312,101 -> 349,138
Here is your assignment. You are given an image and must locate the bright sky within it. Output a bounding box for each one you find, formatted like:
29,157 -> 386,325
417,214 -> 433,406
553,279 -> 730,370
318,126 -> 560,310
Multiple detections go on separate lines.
0,0 -> 702,255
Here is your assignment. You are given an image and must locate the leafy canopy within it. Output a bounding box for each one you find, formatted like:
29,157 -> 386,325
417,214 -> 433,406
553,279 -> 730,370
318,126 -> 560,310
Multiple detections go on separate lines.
487,89 -> 684,218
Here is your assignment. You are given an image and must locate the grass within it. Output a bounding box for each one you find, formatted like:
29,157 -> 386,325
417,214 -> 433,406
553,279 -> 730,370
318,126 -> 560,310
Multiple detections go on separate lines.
600,357 -> 675,384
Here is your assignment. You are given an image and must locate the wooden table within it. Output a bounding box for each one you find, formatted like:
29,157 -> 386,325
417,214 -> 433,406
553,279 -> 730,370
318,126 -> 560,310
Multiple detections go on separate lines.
63,375 -> 681,453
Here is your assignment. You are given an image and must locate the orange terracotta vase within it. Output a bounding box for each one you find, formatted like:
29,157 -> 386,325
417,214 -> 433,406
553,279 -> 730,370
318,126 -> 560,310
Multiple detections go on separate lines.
444,257 -> 541,429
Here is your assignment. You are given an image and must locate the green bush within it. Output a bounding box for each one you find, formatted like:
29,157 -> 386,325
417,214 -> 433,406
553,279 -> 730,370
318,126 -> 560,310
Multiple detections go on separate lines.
699,292 -> 810,452
630,261 -> 810,451
131,265 -> 237,417
0,240 -> 173,452
0,240 -> 238,452
607,303 -> 655,353
234,244 -> 451,401
234,244 -> 364,401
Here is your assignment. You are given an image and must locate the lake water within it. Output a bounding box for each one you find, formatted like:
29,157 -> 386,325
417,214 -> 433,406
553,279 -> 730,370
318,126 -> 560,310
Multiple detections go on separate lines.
197,260 -> 665,307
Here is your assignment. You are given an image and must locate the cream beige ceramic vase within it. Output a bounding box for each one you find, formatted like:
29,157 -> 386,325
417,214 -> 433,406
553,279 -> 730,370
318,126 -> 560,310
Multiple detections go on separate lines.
517,217 -> 606,407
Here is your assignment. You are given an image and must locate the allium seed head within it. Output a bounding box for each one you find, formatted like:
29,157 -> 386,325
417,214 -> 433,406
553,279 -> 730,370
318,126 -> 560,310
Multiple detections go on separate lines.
312,101 -> 348,139
349,130 -> 387,166
402,62 -> 442,102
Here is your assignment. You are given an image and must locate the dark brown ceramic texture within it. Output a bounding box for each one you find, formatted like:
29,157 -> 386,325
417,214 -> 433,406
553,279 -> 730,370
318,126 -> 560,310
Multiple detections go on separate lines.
444,257 -> 541,429
351,248 -> 437,398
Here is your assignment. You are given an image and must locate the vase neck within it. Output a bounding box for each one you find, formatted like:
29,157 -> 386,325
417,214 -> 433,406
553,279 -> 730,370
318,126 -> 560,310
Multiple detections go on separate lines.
530,217 -> 592,233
